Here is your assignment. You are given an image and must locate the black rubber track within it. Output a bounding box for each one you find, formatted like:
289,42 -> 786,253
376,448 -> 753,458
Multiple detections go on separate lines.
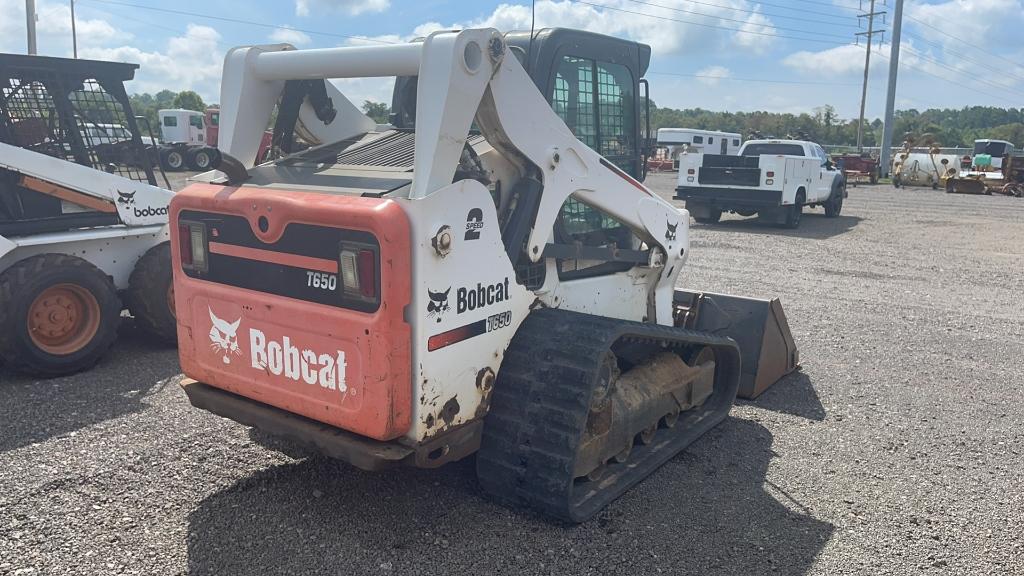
128,242 -> 177,344
476,308 -> 741,523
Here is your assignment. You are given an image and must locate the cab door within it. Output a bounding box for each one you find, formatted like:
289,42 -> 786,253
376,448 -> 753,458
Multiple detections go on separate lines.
812,145 -> 834,201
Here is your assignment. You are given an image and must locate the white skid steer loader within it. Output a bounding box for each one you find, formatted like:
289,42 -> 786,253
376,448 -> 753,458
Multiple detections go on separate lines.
173,28 -> 799,521
0,54 -> 177,376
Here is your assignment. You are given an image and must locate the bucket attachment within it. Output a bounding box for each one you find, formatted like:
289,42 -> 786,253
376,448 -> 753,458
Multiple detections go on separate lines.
674,290 -> 799,399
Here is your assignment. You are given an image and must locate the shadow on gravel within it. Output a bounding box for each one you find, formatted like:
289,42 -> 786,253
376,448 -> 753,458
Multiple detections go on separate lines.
694,214 -> 862,239
0,318 -> 180,453
186,418 -> 834,575
744,370 -> 826,421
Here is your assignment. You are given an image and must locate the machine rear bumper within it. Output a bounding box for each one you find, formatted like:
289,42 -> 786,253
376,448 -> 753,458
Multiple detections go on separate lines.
675,186 -> 783,208
181,378 -> 413,470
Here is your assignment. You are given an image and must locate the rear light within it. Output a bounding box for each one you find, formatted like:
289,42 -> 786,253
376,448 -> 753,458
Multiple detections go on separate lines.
687,168 -> 695,175
766,171 -> 775,178
178,221 -> 207,272
340,244 -> 379,303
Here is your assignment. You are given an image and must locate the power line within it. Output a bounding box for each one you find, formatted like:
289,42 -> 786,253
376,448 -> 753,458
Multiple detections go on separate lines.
901,29 -> 1024,85
904,13 -> 1024,71
677,0 -> 857,23
572,0 -> 853,45
900,45 -> 1024,100
871,46 -> 1024,107
78,0 -> 397,44
648,71 -> 860,86
618,0 -> 858,33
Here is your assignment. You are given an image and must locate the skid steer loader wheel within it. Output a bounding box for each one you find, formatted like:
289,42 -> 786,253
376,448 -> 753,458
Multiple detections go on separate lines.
0,254 -> 121,376
476,308 -> 740,522
128,242 -> 177,344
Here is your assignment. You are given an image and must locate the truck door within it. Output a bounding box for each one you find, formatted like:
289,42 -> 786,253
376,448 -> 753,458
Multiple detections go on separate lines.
720,137 -> 728,155
189,113 -> 205,144
812,145 -> 832,201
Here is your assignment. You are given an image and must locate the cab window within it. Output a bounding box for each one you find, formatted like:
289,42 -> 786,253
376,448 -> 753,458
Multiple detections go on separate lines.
555,196 -> 636,280
551,56 -> 635,172
692,135 -> 703,144
189,115 -> 204,129
163,116 -> 177,127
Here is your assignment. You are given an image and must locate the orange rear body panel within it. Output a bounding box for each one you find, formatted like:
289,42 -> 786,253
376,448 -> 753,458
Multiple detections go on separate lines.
170,184 -> 412,441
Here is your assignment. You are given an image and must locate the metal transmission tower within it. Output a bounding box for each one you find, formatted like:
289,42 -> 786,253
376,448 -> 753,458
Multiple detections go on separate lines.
855,0 -> 886,152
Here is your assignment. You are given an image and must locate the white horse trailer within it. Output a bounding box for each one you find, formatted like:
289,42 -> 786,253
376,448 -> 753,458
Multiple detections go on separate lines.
657,128 -> 741,169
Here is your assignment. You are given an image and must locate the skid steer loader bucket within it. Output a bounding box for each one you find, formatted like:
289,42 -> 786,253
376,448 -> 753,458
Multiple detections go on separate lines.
674,290 -> 799,399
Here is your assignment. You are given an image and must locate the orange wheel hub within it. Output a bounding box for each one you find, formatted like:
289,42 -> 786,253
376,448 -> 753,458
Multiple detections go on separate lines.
27,283 -> 101,355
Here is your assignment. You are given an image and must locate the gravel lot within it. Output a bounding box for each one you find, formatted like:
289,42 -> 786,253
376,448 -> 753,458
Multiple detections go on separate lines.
2,175 -> 1022,575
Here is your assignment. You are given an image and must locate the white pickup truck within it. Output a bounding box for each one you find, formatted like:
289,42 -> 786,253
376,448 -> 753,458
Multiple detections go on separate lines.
674,139 -> 846,228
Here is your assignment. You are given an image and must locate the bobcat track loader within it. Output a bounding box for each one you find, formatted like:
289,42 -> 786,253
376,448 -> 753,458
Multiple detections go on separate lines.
173,28 -> 799,521
0,54 -> 177,376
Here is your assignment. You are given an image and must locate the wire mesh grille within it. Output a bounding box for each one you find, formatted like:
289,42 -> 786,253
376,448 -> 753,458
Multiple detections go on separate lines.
1,74 -> 155,184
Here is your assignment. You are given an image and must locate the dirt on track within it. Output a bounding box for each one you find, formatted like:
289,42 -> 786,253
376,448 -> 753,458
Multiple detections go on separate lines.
1,176 -> 1022,575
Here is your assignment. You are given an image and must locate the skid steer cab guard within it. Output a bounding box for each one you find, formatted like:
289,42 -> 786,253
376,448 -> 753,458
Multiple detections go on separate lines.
172,27 -> 797,522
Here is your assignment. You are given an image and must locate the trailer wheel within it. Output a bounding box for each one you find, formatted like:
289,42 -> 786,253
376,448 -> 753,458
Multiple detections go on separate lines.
782,191 -> 804,229
186,147 -> 215,171
160,148 -> 185,171
128,242 -> 177,344
0,254 -> 121,376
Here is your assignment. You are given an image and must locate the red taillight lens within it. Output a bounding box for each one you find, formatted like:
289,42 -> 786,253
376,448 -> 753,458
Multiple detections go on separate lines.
177,221 -> 208,272
357,249 -> 375,299
687,168 -> 696,175
340,244 -> 379,303
178,223 -> 192,267
766,171 -> 775,178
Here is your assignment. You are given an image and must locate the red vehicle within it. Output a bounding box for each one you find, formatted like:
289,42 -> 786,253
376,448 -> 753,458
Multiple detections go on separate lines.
205,108 -> 273,163
834,153 -> 879,185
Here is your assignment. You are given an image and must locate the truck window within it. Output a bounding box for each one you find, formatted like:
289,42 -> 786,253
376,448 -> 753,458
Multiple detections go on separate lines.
209,112 -> 219,126
732,139 -> 740,146
692,135 -> 703,144
742,143 -> 805,156
708,137 -> 714,144
190,115 -> 204,129
163,116 -> 177,127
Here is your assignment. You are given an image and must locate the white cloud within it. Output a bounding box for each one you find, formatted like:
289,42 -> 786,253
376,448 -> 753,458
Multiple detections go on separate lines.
0,0 -> 130,55
696,65 -> 731,86
353,0 -> 778,57
295,0 -> 389,17
80,24 -> 225,103
269,27 -> 312,46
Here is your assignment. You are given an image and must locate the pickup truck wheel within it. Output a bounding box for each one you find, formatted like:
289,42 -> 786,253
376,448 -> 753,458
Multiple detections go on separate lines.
693,209 -> 721,224
824,183 -> 844,218
782,192 -> 804,229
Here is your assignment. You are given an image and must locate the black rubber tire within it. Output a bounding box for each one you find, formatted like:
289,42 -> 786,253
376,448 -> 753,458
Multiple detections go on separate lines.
782,191 -> 805,229
160,148 -> 185,171
128,242 -> 177,345
0,254 -> 121,377
824,182 -> 844,218
186,147 -> 213,171
693,209 -> 722,224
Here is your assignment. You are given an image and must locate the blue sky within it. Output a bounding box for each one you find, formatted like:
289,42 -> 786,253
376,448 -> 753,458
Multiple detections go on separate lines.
2,0 -> 1023,119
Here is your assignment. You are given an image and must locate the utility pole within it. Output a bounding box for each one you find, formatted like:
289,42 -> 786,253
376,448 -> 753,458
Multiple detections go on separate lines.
71,0 -> 78,58
855,0 -> 886,152
879,0 -> 904,176
26,0 -> 38,55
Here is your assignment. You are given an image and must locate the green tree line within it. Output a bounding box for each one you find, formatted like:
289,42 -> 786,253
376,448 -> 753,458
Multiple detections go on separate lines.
648,101 -> 1024,148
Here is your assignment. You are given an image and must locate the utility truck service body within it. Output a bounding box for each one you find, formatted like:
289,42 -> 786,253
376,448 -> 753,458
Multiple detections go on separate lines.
675,139 -> 845,228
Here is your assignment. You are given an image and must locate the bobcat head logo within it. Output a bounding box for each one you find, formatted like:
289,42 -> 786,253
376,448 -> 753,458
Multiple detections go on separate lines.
208,308 -> 242,364
116,190 -> 136,206
665,220 -> 678,241
427,287 -> 451,323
